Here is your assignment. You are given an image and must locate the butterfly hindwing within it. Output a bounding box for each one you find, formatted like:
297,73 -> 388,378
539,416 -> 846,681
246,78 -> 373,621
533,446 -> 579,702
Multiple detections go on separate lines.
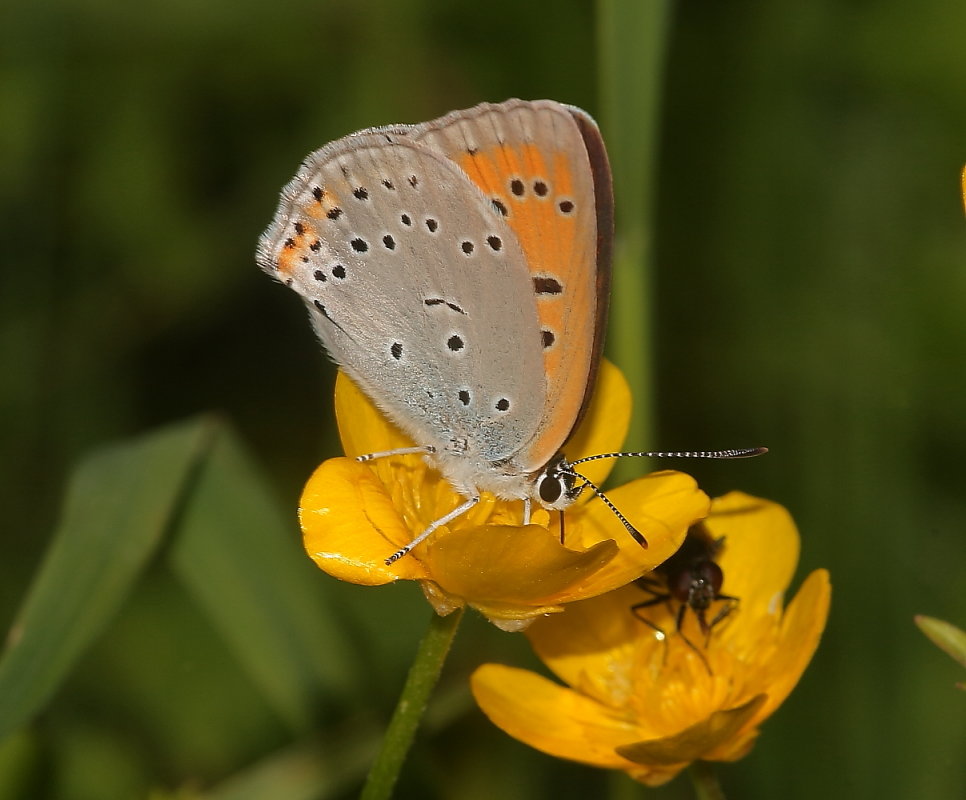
257,130 -> 548,478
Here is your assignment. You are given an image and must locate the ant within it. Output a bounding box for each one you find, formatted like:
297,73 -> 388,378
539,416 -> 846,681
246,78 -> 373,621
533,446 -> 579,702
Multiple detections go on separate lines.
632,522 -> 739,672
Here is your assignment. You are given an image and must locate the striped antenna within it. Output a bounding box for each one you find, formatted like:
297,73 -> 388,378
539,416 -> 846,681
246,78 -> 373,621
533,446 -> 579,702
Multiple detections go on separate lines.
570,447 -> 768,467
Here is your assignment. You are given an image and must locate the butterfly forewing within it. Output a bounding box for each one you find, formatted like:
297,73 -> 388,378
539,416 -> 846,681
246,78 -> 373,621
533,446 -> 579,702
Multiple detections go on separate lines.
411,100 -> 611,473
258,128 -> 549,489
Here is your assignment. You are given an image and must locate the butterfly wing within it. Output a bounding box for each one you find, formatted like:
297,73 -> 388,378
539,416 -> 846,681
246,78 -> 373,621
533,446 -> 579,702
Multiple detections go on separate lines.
410,99 -> 614,473
257,127 -> 548,493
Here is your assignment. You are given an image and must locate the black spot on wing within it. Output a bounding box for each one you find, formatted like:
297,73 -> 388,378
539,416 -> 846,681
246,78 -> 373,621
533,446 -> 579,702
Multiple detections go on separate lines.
533,276 -> 563,295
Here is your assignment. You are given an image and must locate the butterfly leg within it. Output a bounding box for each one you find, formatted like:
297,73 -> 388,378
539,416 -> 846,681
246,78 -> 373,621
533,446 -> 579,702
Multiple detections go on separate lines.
384,495 -> 481,565
356,445 -> 436,462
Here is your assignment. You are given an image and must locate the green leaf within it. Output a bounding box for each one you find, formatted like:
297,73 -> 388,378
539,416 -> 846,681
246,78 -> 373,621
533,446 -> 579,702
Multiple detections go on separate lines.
169,426 -> 362,732
200,728 -> 378,800
0,730 -> 39,800
915,614 -> 966,681
0,417 -> 216,741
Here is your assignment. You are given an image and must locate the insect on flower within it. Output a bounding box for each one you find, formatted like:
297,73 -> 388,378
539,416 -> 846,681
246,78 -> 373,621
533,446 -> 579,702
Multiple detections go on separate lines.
633,522 -> 739,670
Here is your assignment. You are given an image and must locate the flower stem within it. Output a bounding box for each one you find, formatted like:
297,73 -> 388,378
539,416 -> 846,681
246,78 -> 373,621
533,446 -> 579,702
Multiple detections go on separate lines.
689,761 -> 727,800
596,0 -> 671,484
360,607 -> 464,800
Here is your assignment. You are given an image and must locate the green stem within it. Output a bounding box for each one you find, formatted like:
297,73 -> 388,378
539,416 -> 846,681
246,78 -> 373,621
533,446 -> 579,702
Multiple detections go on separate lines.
360,607 -> 464,800
605,770 -> 641,800
596,0 -> 671,482
689,760 -> 727,800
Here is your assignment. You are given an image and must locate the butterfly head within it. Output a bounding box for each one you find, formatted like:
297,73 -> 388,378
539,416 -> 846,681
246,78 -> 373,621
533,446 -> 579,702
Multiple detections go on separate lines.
531,453 -> 585,511
528,447 -> 768,550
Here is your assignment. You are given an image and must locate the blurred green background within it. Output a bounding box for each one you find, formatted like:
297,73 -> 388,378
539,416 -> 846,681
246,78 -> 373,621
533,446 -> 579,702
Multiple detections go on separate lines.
2,1 -> 964,798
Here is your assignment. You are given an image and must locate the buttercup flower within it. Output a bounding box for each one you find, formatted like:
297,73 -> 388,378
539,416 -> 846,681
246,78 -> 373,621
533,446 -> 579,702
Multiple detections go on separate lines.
299,361 -> 710,630
471,492 -> 831,782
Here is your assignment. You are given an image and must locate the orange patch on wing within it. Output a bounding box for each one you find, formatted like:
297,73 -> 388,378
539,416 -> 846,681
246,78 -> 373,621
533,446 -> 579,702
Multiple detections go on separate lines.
275,218 -> 321,277
303,187 -> 344,220
457,143 -> 596,467
551,151 -> 576,197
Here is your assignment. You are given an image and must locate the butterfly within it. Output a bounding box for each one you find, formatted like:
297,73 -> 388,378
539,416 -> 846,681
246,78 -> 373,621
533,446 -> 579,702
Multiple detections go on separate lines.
257,99 -> 763,564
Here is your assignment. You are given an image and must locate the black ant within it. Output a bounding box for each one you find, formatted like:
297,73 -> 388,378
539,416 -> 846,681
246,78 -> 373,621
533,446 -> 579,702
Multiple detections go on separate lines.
632,522 -> 739,672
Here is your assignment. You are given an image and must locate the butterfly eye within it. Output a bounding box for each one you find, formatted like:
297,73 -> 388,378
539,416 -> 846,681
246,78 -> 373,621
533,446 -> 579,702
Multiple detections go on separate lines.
537,473 -> 563,505
533,459 -> 581,511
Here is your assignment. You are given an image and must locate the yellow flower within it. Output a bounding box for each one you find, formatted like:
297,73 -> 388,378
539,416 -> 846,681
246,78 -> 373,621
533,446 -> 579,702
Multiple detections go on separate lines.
471,492 -> 831,783
299,361 -> 710,630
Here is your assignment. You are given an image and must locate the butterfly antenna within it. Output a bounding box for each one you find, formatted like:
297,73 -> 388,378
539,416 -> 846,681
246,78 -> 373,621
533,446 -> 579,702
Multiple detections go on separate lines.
569,446 -> 767,467
565,466 -> 648,548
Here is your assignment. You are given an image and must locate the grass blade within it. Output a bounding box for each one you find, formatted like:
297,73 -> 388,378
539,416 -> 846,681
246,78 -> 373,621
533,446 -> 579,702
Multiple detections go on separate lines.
597,0 -> 671,474
0,417 -> 216,740
170,427 -> 361,731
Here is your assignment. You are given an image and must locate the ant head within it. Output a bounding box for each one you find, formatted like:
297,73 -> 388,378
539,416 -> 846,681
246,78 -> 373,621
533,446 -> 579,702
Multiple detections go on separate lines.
669,560 -> 724,611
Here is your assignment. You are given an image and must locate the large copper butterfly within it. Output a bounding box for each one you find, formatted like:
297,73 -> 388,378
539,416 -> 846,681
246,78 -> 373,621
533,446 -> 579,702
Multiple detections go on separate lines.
257,100 -> 761,563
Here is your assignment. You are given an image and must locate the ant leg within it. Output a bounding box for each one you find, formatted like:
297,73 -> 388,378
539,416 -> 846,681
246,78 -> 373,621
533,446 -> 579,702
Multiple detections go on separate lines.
708,595 -> 739,634
630,601 -> 672,668
676,605 -> 713,676
631,593 -> 671,642
635,575 -> 662,589
632,593 -> 669,614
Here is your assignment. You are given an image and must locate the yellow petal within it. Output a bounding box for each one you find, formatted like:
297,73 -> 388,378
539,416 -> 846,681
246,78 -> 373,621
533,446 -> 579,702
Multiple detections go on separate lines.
748,569 -> 831,724
300,458 -> 426,583
471,664 -> 642,769
526,584 -> 651,709
336,359 -> 630,490
555,471 -> 710,602
561,359 -> 631,488
704,492 -> 800,614
423,522 -> 619,614
334,370 -> 412,457
326,354 -> 704,631
331,359 -> 638,574
617,694 -> 766,766
419,579 -> 563,630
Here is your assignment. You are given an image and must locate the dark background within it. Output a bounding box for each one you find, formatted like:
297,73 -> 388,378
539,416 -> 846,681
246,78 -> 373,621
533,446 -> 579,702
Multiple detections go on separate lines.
2,1 -> 964,798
